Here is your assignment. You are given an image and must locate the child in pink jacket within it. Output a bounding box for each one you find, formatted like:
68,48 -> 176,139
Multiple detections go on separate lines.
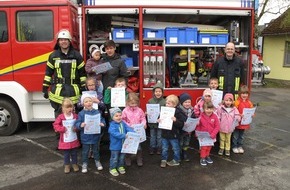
196,101 -> 220,166
53,98 -> 80,174
122,92 -> 147,167
216,93 -> 241,156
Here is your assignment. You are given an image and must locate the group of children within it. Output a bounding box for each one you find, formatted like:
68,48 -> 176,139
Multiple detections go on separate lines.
53,75 -> 254,176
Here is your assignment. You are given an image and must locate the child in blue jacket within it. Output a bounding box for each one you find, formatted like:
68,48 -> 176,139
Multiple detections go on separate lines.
75,94 -> 106,173
108,107 -> 134,176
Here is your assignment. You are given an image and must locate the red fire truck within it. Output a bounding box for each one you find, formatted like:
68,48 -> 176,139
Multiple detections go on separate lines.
0,0 -> 254,135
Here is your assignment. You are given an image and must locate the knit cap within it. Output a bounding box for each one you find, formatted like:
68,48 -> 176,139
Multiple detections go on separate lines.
203,88 -> 213,97
224,93 -> 234,101
152,82 -> 163,92
81,94 -> 93,105
91,47 -> 100,56
179,93 -> 192,105
109,107 -> 122,118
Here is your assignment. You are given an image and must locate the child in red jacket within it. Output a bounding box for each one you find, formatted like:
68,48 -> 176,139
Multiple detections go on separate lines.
196,101 -> 220,166
232,85 -> 254,154
53,98 -> 80,174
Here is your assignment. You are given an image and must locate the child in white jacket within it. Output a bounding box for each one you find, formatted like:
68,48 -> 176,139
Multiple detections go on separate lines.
216,93 -> 241,156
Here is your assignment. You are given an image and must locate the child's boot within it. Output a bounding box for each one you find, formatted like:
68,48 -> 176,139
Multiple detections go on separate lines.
72,164 -> 79,172
125,155 -> 131,166
64,165 -> 71,174
182,149 -> 190,162
136,151 -> 143,167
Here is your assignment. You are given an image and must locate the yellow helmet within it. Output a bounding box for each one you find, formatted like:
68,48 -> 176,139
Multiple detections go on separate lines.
180,49 -> 187,56
190,49 -> 196,56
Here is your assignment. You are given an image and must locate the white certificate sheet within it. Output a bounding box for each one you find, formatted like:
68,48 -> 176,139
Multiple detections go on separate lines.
82,91 -> 98,109
84,114 -> 101,134
146,104 -> 160,123
211,90 -> 223,108
195,131 -> 214,147
182,118 -> 199,133
241,107 -> 256,125
111,87 -> 126,107
121,132 -> 140,154
158,106 -> 175,130
62,119 -> 77,143
132,124 -> 146,143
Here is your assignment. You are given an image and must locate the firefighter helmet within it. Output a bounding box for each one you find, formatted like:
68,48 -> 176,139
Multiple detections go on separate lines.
57,29 -> 72,40
190,49 -> 196,56
180,49 -> 187,56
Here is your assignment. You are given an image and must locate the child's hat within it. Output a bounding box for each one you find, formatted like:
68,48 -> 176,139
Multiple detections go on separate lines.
224,93 -> 234,101
109,107 -> 122,118
91,47 -> 101,56
203,88 -> 213,97
152,82 -> 163,92
179,93 -> 192,105
81,94 -> 92,105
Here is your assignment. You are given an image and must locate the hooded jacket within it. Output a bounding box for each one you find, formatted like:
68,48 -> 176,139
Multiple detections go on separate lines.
101,53 -> 128,89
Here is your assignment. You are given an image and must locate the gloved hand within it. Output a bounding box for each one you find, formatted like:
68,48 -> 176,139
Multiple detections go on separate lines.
42,86 -> 49,99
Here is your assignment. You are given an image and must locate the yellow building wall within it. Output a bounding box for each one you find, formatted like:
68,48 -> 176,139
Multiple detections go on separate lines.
263,35 -> 290,81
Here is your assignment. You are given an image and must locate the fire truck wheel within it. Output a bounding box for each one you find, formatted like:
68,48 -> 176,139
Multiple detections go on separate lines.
0,99 -> 21,136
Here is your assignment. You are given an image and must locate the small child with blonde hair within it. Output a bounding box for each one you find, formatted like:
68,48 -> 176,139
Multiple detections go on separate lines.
53,98 -> 80,174
122,92 -> 147,166
159,95 -> 187,168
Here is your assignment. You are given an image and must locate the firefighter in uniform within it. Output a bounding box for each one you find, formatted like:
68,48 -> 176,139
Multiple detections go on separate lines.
210,42 -> 245,99
42,29 -> 87,118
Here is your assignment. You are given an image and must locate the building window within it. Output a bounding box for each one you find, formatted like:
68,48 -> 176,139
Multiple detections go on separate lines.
284,41 -> 290,67
16,11 -> 53,42
0,11 -> 8,42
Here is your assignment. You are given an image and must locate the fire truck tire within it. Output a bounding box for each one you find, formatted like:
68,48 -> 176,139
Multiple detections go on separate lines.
0,99 -> 21,136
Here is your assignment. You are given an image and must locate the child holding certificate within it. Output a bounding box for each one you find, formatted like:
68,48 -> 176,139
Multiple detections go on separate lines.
53,98 -> 80,174
108,107 -> 134,176
232,85 -> 254,154
178,93 -> 196,161
122,92 -> 147,167
216,93 -> 241,156
194,89 -> 213,117
75,94 -> 106,173
196,101 -> 220,166
159,95 -> 187,168
147,83 -> 166,155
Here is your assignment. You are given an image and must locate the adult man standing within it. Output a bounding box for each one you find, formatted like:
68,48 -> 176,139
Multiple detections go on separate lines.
210,42 -> 245,99
42,29 -> 87,117
101,40 -> 128,90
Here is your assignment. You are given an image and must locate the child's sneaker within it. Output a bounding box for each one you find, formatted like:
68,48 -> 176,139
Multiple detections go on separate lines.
64,165 -> 70,174
95,161 -> 103,171
232,147 -> 239,154
110,169 -> 119,176
225,150 -> 230,156
149,148 -> 154,155
167,159 -> 180,166
238,147 -> 244,154
160,160 -> 167,168
156,149 -> 161,155
72,164 -> 79,172
117,167 -> 126,174
200,158 -> 207,166
218,149 -> 224,155
82,163 -> 88,173
205,156 -> 213,164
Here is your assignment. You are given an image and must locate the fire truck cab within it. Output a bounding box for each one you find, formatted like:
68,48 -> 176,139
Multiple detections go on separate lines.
0,0 -> 254,135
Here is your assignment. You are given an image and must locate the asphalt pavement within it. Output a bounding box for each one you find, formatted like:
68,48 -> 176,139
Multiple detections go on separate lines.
1,87 -> 290,190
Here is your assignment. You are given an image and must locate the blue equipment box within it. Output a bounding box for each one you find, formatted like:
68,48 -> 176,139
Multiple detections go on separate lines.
198,31 -> 229,45
165,27 -> 198,44
113,28 -> 135,40
122,57 -> 133,68
144,29 -> 165,39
